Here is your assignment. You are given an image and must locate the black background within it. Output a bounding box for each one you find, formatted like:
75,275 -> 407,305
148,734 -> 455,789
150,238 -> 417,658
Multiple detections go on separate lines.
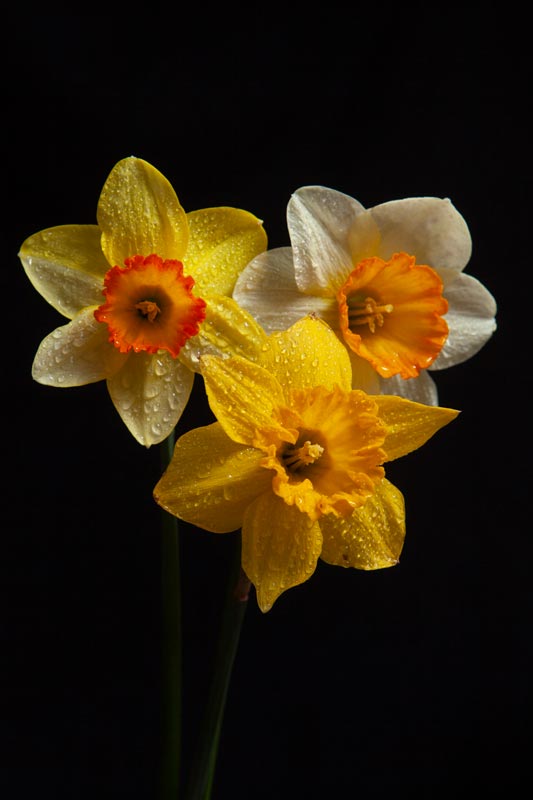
3,6 -> 528,798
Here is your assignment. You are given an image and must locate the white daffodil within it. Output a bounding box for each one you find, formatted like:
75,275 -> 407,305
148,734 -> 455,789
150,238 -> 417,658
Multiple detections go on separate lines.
233,186 -> 497,404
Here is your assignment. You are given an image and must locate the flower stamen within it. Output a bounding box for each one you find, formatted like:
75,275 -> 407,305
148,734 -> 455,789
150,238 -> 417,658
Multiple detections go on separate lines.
337,253 -> 449,378
135,299 -> 161,322
94,254 -> 206,357
348,296 -> 394,333
262,386 -> 387,521
282,440 -> 324,471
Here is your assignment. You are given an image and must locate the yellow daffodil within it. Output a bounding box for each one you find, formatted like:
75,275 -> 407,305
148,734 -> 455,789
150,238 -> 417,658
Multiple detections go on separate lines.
154,317 -> 458,612
233,186 -> 497,405
20,157 -> 267,446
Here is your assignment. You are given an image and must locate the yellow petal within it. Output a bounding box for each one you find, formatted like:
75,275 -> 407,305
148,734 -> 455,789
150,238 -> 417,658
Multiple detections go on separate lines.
19,225 -> 108,318
260,316 -> 352,392
154,423 -> 270,532
98,157 -> 189,267
201,355 -> 294,447
178,294 -> 268,372
242,492 -> 323,612
184,207 -> 267,295
107,350 -> 194,447
374,395 -> 460,461
347,349 -> 382,393
320,478 -> 405,569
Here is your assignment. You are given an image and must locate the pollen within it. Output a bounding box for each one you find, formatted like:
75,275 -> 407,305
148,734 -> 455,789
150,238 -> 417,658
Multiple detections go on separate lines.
94,254 -> 206,357
283,440 -> 324,471
135,299 -> 161,322
348,296 -> 394,333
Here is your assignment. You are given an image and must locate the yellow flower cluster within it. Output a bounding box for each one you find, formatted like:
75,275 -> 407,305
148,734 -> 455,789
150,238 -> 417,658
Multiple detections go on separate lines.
20,157 -> 496,611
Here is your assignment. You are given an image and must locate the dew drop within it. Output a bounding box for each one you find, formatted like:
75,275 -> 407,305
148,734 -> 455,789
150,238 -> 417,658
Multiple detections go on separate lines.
154,358 -> 167,377
151,420 -> 162,437
144,383 -> 160,400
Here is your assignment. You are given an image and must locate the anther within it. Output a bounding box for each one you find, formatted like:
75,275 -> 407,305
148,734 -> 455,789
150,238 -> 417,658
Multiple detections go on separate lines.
283,440 -> 324,471
135,300 -> 161,322
349,297 -> 393,333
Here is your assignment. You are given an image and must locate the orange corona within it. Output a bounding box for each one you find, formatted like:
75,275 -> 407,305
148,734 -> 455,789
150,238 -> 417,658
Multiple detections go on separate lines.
260,385 -> 387,521
94,254 -> 206,357
337,252 -> 449,378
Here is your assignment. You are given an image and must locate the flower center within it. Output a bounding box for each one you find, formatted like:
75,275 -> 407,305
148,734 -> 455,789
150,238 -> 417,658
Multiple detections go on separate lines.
135,299 -> 161,322
282,440 -> 324,471
261,386 -> 387,521
348,295 -> 394,333
94,254 -> 206,357
337,252 -> 449,379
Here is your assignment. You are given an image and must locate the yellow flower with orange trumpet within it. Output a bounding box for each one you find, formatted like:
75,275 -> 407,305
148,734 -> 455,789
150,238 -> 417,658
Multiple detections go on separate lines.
19,157 -> 267,446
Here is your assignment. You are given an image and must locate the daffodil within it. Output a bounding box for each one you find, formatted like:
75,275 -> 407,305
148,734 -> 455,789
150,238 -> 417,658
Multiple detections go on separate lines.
233,186 -> 497,405
20,157 -> 267,446
154,317 -> 458,612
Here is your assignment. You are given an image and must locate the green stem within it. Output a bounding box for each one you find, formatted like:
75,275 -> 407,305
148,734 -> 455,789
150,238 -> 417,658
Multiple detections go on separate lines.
159,432 -> 182,799
185,534 -> 250,800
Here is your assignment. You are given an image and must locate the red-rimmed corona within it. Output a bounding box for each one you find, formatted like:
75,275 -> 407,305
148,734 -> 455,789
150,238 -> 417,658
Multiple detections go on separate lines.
20,156 -> 267,445
94,254 -> 206,357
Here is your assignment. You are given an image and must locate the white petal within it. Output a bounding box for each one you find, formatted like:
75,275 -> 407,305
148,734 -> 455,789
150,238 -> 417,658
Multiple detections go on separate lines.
107,351 -> 194,447
233,247 -> 336,333
370,197 -> 472,273
431,272 -> 497,369
287,186 -> 365,296
379,371 -> 440,406
32,309 -> 125,386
